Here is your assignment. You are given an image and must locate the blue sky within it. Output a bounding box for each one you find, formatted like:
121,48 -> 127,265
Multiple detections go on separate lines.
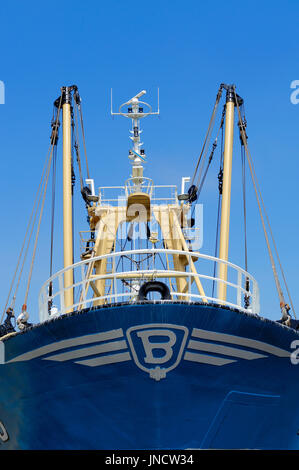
0,0 -> 298,323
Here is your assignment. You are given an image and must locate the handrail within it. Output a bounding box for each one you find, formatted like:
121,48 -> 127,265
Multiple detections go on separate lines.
39,248 -> 260,322
98,183 -> 178,205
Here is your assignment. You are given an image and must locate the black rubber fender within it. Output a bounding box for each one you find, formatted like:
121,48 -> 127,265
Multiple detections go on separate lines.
137,281 -> 171,301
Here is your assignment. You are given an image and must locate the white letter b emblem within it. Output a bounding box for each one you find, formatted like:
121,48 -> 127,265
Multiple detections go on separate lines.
137,329 -> 176,364
126,323 -> 188,381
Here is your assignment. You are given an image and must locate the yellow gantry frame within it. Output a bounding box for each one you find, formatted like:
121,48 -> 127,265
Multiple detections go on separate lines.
64,87 -> 237,310
83,202 -> 207,307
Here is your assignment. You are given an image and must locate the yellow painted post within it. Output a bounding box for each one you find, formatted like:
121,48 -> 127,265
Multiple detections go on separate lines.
62,87 -> 74,312
218,88 -> 235,302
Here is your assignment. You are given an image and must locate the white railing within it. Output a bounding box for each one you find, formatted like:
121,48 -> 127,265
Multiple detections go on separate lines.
98,183 -> 178,206
125,177 -> 154,197
38,249 -> 260,323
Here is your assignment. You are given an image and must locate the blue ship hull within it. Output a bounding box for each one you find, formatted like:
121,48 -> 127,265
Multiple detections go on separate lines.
0,301 -> 299,450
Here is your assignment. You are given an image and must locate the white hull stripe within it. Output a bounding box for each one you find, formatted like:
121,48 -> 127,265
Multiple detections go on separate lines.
44,340 -> 128,362
191,328 -> 290,357
75,352 -> 131,367
184,351 -> 236,366
187,339 -> 267,360
7,328 -> 124,363
4,325 -> 290,370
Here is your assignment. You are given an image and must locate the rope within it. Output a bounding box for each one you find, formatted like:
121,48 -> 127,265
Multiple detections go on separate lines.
190,85 -> 224,188
49,144 -> 57,279
23,95 -> 63,309
241,144 -> 248,272
77,99 -> 90,180
212,123 -> 224,298
0,144 -> 52,323
1,96 -> 62,320
196,106 -> 226,197
48,130 -> 60,312
73,101 -> 84,192
234,89 -> 295,320
240,132 -> 250,308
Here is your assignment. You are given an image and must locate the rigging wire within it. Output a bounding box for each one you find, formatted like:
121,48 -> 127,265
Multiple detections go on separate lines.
234,88 -> 296,321
239,118 -> 250,308
4,84 -> 296,325
49,144 -> 57,279
1,99 -> 62,322
71,110 -> 76,294
241,144 -> 248,272
195,106 -> 226,199
75,91 -> 91,180
73,100 -> 84,192
48,141 -> 58,314
190,85 -> 224,189
3,86 -> 91,321
190,104 -> 226,233
22,96 -> 63,311
0,144 -> 53,323
211,119 -> 224,299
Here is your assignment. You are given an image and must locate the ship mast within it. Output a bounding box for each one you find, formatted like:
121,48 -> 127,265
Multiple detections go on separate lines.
218,85 -> 245,303
127,90 -> 147,182
217,86 -> 235,302
62,86 -> 74,312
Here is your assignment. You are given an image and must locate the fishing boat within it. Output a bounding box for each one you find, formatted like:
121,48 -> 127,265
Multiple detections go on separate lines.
0,83 -> 298,450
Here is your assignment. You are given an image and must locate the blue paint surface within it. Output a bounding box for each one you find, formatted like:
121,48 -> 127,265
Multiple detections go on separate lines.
0,302 -> 299,450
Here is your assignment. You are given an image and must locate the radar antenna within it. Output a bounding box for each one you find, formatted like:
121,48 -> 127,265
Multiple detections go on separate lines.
111,89 -> 159,179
